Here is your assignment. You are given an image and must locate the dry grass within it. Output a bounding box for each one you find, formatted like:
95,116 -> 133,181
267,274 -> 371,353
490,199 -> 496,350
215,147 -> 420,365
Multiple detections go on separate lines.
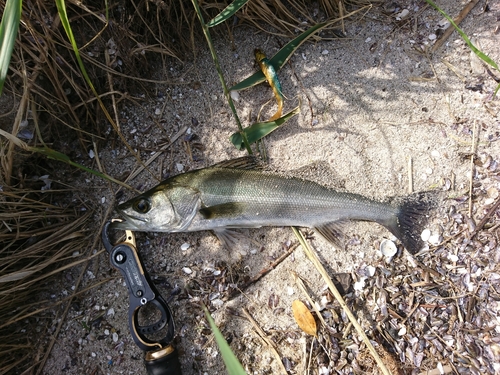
0,0 -> 368,373
0,186 -> 93,375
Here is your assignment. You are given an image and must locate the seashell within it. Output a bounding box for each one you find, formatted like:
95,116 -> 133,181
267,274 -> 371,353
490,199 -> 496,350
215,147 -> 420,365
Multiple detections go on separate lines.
442,178 -> 452,191
414,352 -> 424,367
421,229 -> 431,242
365,265 -> 376,277
380,239 -> 397,261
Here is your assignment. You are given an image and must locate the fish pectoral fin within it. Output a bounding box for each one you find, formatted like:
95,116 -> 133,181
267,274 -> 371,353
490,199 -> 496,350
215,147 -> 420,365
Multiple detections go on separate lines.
314,221 -> 349,250
213,228 -> 248,249
211,156 -> 264,170
199,202 -> 248,220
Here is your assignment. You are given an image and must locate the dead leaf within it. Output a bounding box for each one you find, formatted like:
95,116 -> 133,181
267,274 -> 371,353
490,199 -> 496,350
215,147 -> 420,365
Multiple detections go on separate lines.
292,300 -> 317,336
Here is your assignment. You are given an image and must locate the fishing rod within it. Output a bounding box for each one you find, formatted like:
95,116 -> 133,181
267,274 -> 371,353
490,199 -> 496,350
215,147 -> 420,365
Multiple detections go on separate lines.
102,221 -> 182,375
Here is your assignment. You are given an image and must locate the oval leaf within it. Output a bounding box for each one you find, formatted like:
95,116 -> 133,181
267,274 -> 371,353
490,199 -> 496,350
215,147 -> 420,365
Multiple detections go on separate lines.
292,300 -> 317,336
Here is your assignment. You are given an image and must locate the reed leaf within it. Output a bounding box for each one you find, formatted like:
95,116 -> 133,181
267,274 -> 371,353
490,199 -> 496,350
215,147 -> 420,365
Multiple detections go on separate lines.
55,0 -> 97,94
207,0 -> 250,28
230,104 -> 300,149
0,0 -> 21,95
203,305 -> 247,375
424,0 -> 498,71
30,146 -> 133,190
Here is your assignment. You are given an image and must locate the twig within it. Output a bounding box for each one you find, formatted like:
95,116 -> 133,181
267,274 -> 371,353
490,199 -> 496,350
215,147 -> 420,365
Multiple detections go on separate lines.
121,125 -> 188,188
470,195 -> 500,239
430,0 -> 481,53
408,156 -> 413,194
468,120 -> 478,217
227,243 -> 298,300
241,308 -> 288,374
105,49 -> 121,132
291,227 -> 393,375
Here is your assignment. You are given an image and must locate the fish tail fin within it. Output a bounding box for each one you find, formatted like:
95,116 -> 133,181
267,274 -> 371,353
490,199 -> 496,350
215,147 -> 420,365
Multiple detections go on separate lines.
383,192 -> 439,254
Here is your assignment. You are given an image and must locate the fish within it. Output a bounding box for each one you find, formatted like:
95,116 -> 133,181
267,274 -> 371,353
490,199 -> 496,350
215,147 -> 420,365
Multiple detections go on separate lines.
112,156 -> 437,254
255,49 -> 284,121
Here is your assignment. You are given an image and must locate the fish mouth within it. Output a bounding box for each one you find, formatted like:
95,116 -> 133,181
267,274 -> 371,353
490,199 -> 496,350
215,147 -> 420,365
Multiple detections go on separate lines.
110,213 -> 148,230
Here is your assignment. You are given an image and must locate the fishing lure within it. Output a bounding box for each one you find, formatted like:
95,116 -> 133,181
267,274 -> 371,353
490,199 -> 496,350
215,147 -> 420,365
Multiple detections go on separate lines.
255,49 -> 284,121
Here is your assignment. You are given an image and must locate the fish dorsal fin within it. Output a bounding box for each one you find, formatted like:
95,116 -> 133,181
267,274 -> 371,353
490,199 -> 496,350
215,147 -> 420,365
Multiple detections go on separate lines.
314,220 -> 349,250
211,156 -> 264,170
199,202 -> 248,220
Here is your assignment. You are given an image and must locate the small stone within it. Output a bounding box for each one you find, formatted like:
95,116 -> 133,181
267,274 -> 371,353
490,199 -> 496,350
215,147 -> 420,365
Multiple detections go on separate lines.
180,243 -> 190,251
112,332 -> 118,342
447,253 -> 458,262
89,149 -> 95,159
398,326 -> 407,336
176,163 -> 184,172
107,308 -> 115,317
155,108 -> 161,115
287,287 -> 294,296
211,299 -> 224,308
230,91 -> 240,102
104,329 -> 110,335
321,49 -> 329,55
428,34 -> 437,41
182,267 -> 192,275
365,37 -> 371,43
91,352 -> 96,357
396,9 -> 409,19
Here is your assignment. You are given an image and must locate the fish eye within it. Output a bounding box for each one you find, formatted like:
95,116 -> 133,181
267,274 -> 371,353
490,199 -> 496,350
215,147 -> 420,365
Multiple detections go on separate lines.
133,198 -> 151,214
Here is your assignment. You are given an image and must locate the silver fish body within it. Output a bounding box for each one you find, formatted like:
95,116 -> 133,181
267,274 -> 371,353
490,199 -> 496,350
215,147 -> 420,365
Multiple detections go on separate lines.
114,157 -> 435,253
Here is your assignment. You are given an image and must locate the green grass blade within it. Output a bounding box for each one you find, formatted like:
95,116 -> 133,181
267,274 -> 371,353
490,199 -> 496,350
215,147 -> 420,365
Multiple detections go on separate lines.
425,0 -> 498,70
0,0 -> 22,95
55,0 -> 97,93
207,0 -> 249,28
30,146 -> 134,190
230,105 -> 300,150
202,305 -> 247,375
230,22 -> 329,92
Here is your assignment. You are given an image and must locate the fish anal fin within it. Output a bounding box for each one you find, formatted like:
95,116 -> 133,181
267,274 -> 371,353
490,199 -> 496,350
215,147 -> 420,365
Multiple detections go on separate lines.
199,202 -> 248,220
211,156 -> 264,170
314,221 -> 349,250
